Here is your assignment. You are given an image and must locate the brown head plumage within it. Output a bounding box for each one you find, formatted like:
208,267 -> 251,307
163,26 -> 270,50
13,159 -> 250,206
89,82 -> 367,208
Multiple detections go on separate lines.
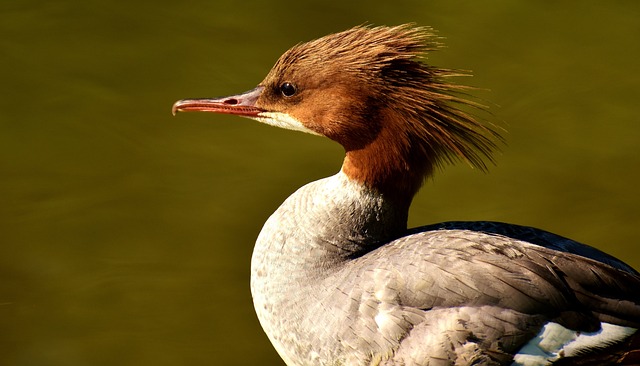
258,25 -> 499,199
174,24 -> 501,204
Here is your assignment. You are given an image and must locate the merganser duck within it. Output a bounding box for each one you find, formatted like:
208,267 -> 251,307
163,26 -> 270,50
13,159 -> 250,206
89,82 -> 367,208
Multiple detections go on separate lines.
172,25 -> 640,366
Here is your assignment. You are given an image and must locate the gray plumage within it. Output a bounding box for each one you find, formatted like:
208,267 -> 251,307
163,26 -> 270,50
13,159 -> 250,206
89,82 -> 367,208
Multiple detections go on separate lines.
251,173 -> 640,365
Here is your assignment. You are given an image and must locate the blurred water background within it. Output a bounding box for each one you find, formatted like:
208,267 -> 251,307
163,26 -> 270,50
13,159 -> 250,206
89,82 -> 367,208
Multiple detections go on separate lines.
1,1 -> 639,365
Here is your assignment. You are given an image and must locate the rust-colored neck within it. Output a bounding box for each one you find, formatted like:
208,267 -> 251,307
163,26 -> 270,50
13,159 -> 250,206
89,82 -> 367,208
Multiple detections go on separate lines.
341,108 -> 436,210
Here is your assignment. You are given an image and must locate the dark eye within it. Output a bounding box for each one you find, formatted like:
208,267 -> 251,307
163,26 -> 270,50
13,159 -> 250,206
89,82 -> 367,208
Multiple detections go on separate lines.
280,82 -> 297,97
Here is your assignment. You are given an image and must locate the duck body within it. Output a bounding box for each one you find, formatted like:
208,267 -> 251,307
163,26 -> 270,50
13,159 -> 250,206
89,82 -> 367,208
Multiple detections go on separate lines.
173,25 -> 640,365
252,172 -> 639,366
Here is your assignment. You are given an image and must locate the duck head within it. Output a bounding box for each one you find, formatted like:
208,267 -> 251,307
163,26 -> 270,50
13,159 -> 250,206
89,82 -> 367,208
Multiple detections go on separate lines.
173,25 -> 500,207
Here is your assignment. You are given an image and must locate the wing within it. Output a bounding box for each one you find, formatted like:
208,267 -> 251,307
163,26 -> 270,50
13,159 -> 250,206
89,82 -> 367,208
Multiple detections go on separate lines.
334,228 -> 640,365
390,230 -> 638,325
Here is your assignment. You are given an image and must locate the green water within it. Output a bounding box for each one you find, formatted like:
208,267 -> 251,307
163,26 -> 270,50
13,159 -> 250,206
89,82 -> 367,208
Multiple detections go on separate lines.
1,1 -> 639,365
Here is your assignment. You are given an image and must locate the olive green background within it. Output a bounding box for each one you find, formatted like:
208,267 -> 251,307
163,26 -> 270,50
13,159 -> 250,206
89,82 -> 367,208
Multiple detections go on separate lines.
1,1 -> 639,365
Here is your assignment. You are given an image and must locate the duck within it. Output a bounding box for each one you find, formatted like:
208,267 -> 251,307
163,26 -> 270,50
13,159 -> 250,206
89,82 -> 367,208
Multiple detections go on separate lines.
172,24 -> 640,366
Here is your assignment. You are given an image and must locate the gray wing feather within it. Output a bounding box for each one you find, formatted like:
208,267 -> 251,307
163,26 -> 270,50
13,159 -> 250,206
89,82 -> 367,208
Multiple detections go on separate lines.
334,228 -> 640,364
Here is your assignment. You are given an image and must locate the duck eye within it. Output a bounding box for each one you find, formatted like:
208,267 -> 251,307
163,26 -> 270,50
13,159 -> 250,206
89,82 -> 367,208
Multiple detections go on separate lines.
280,82 -> 297,97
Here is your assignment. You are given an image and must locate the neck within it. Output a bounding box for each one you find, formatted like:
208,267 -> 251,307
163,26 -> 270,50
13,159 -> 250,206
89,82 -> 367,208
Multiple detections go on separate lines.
250,172 -> 408,362
341,110 -> 435,210
251,171 -> 408,276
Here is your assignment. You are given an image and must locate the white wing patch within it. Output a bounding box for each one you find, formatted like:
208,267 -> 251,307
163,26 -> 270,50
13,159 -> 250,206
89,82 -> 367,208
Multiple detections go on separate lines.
512,322 -> 637,366
563,322 -> 637,356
